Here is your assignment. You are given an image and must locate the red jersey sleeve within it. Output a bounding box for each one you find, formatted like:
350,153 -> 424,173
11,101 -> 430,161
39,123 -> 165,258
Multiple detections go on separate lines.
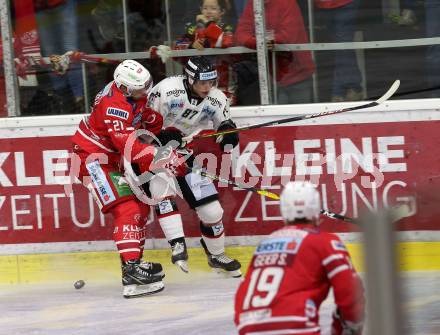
319,234 -> 365,325
94,99 -> 156,168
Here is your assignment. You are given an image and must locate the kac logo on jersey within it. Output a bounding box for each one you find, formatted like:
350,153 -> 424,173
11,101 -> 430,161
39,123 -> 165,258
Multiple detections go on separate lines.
106,107 -> 129,120
166,89 -> 186,97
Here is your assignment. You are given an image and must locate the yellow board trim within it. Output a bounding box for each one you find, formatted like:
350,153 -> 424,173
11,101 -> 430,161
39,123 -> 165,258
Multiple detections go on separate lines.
1,242 -> 439,284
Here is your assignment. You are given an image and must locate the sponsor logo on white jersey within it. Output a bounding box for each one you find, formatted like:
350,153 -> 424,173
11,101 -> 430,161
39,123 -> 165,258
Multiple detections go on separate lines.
166,89 -> 186,97
206,95 -> 222,108
106,107 -> 129,120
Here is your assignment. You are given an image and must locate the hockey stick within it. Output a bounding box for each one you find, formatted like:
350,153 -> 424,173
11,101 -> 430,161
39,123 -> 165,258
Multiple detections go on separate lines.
15,51 -> 120,79
191,166 -> 357,223
184,80 -> 400,142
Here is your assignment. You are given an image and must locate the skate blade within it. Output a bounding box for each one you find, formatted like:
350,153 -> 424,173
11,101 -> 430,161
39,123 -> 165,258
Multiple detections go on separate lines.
123,281 -> 165,299
211,267 -> 242,278
174,260 -> 189,273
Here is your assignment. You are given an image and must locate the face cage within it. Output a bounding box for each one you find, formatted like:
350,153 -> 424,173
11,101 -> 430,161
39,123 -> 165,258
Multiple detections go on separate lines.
119,79 -> 153,98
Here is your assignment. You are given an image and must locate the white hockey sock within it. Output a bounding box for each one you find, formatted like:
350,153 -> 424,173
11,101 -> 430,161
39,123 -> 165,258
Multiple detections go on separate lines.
202,233 -> 225,256
158,214 -> 185,242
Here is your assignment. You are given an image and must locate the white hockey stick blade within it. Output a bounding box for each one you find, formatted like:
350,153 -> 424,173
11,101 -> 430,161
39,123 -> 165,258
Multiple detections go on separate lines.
375,80 -> 400,104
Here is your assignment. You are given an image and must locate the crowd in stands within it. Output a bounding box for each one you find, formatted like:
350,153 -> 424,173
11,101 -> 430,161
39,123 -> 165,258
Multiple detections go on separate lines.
1,0 -> 439,117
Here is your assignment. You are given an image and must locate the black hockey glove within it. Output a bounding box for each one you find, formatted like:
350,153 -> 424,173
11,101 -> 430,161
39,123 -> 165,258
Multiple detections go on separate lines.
155,128 -> 184,147
217,119 -> 239,151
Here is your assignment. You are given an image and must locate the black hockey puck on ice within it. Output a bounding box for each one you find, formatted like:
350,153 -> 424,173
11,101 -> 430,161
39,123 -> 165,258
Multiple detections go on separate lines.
74,280 -> 85,289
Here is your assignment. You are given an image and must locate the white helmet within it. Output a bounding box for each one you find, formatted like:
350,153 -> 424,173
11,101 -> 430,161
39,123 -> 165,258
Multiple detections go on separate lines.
280,181 -> 321,223
113,60 -> 153,97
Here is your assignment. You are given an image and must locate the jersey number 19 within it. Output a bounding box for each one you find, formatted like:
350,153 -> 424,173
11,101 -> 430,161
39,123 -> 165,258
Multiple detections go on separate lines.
242,267 -> 284,309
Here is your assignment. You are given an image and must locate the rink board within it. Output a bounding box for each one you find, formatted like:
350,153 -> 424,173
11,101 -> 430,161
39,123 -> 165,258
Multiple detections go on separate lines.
1,242 -> 440,284
2,100 -> 440,281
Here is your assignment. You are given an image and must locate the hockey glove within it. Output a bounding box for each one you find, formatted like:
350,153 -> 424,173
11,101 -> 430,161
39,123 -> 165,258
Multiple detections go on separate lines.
150,146 -> 188,177
331,309 -> 364,335
141,108 -> 163,136
217,119 -> 239,151
155,127 -> 184,147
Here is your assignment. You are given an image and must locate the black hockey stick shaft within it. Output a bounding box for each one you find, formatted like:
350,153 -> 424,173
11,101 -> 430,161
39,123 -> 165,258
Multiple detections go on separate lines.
192,80 -> 400,140
192,166 -> 356,223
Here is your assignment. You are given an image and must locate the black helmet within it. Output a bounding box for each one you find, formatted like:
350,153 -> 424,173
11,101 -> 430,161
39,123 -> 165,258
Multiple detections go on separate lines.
185,56 -> 218,85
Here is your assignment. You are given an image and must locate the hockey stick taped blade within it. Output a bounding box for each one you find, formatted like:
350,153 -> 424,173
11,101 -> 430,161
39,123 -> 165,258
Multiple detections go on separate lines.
256,190 -> 280,200
376,80 -> 400,104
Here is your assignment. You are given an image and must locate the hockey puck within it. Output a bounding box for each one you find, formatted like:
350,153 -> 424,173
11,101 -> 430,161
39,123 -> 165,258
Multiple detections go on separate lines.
74,280 -> 85,289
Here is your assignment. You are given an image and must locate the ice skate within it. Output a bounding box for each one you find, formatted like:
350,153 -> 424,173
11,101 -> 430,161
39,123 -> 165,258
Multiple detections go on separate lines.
139,260 -> 165,279
170,237 -> 189,273
122,260 -> 165,298
200,238 -> 242,278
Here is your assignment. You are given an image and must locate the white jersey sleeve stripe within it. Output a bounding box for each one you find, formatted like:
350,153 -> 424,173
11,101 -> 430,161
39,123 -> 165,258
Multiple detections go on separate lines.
327,264 -> 350,279
322,253 -> 345,266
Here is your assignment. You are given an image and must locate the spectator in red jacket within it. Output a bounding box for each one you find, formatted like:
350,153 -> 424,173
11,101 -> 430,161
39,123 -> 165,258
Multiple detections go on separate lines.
235,0 -> 315,104
314,0 -> 363,102
175,0 -> 238,104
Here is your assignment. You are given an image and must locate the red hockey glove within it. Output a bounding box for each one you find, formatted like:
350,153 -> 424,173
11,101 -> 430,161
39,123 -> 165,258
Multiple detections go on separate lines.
141,108 -> 163,136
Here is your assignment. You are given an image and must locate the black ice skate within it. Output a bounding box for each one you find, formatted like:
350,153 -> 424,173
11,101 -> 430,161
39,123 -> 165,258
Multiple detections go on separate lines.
169,237 -> 189,273
139,260 -> 165,279
200,238 -> 242,278
122,260 -> 165,298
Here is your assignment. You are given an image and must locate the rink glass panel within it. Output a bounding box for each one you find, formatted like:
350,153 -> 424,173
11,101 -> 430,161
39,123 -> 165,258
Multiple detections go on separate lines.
1,0 -> 440,116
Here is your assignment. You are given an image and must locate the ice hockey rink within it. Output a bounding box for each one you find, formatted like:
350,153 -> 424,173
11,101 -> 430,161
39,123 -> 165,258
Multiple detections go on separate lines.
1,267 -> 439,335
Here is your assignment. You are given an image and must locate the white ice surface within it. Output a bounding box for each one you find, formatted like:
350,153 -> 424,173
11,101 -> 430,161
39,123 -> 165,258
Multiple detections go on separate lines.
0,270 -> 439,335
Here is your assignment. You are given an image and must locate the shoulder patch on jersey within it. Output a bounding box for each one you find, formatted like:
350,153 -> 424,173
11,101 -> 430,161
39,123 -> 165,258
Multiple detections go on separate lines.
206,95 -> 223,108
331,239 -> 347,251
131,112 -> 143,126
150,91 -> 161,99
106,107 -> 129,120
256,236 -> 304,255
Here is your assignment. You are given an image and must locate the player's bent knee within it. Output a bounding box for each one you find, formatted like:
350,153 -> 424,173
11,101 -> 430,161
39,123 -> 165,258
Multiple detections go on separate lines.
196,201 -> 224,225
149,172 -> 178,199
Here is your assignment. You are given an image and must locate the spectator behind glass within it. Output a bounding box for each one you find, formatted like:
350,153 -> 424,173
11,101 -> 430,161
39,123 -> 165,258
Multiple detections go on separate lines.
234,0 -> 315,105
35,0 -> 84,113
91,0 -> 166,52
315,0 -> 363,102
176,0 -> 238,104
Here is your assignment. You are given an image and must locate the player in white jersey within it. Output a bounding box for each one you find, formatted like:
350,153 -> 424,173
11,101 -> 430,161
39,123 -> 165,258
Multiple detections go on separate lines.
147,56 -> 241,277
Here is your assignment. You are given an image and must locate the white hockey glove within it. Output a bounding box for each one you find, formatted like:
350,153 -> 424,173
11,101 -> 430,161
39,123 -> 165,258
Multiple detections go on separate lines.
149,45 -> 172,63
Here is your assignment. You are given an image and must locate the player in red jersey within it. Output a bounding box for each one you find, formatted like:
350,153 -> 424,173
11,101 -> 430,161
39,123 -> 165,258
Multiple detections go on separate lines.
71,60 -> 185,298
234,181 -> 365,334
